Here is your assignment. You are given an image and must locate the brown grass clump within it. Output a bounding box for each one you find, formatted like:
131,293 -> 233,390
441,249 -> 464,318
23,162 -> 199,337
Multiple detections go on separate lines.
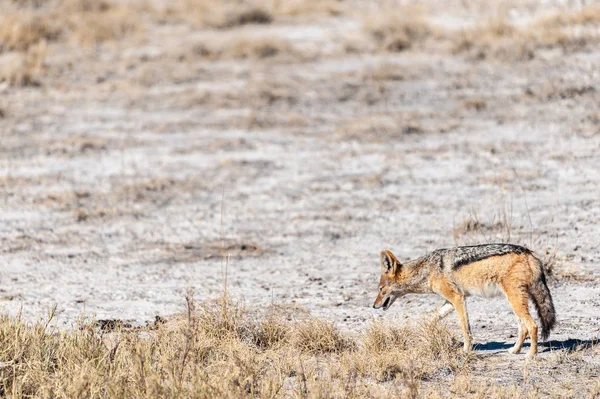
453,18 -> 535,61
362,63 -> 407,82
0,0 -> 143,86
452,213 -> 512,245
63,5 -> 139,44
337,114 -> 426,141
190,35 -> 300,61
535,4 -> 600,29
0,12 -> 60,53
217,35 -> 301,60
225,36 -> 291,59
0,295 -> 476,398
174,0 -> 273,28
211,4 -> 273,28
274,0 -> 345,17
0,41 -> 47,86
455,5 -> 600,61
342,318 -> 468,393
0,0 -> 142,51
362,319 -> 410,354
364,7 -> 434,52
293,318 -> 353,354
462,98 -> 487,111
250,313 -> 291,349
50,0 -> 142,45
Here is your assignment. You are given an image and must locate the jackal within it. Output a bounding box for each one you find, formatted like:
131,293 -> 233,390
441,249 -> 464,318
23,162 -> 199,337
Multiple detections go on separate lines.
372,244 -> 556,358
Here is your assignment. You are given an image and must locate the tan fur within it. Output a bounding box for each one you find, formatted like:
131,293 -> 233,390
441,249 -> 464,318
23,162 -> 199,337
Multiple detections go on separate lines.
373,248 -> 555,358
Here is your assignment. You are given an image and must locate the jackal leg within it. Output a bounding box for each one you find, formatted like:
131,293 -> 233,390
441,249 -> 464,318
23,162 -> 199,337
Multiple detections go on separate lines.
503,284 -> 538,358
436,301 -> 454,320
434,281 -> 473,351
438,290 -> 472,351
451,295 -> 472,352
508,320 -> 529,354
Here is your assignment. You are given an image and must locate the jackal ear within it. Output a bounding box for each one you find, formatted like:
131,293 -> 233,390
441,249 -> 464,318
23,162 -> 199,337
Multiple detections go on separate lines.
380,250 -> 400,275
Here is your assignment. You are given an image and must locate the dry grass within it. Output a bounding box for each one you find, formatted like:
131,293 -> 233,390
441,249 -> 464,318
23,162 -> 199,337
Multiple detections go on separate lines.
274,0 -> 345,17
362,63 -> 407,82
0,41 -> 47,86
0,0 -> 144,86
453,18 -> 535,61
293,318 -> 353,354
0,295 -> 475,398
220,36 -> 299,60
61,3 -> 141,44
454,5 -> 600,61
363,7 -> 435,52
161,0 -> 342,28
452,204 -> 515,245
535,4 -> 600,29
0,12 -> 60,53
0,0 -> 143,50
462,98 -> 487,112
180,1 -> 273,29
190,36 -> 303,61
452,216 -> 509,244
337,114 -> 426,141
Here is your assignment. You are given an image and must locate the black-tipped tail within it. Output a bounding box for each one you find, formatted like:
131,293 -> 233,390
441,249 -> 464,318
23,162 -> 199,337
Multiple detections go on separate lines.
530,269 -> 556,340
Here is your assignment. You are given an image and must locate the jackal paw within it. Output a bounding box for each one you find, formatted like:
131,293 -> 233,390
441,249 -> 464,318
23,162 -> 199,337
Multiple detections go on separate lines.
508,347 -> 521,354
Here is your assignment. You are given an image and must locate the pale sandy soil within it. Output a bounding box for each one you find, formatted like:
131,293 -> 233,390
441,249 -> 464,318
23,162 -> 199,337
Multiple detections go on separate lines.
1,0 -> 599,395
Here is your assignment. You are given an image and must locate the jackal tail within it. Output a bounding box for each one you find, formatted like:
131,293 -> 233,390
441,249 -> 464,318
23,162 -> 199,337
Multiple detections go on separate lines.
529,256 -> 556,340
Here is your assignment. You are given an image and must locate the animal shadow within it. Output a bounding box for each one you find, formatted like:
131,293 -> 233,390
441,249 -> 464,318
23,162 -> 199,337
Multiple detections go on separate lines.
474,338 -> 598,353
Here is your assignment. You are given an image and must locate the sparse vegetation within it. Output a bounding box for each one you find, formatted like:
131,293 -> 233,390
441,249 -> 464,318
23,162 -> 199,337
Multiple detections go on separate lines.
0,12 -> 59,53
364,7 -> 435,52
362,63 -> 407,82
218,36 -> 301,60
454,5 -> 600,61
462,98 -> 487,111
274,0 -> 345,17
0,41 -> 47,86
0,0 -> 142,49
180,1 -> 273,29
337,114 -> 426,141
0,0 -> 144,86
1,296 -> 597,397
0,297 -> 470,398
212,4 -> 273,29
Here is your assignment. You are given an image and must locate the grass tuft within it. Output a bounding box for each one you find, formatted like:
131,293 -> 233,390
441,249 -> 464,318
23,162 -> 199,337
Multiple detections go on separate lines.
293,318 -> 353,354
454,5 -> 600,61
364,8 -> 434,52
216,5 -> 273,28
0,12 -> 59,53
0,41 -> 47,86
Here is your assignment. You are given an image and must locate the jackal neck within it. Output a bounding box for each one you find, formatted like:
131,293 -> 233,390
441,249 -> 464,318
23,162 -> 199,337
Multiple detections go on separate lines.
396,258 -> 433,294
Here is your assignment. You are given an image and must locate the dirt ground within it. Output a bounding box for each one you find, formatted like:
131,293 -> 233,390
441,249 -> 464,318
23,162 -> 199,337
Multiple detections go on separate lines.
1,0 -> 599,394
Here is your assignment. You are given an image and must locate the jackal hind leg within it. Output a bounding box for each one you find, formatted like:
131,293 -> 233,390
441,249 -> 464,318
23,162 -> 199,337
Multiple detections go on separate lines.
502,284 -> 538,358
508,320 -> 529,354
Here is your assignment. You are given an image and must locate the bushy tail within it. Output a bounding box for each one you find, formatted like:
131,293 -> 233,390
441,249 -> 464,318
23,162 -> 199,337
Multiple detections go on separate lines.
529,258 -> 556,340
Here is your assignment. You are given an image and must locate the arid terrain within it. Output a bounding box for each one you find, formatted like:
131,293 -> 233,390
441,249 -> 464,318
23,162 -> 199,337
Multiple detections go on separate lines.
1,0 -> 599,397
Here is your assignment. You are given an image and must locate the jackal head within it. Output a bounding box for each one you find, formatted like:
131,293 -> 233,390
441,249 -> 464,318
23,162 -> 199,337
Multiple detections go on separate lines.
372,250 -> 403,311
